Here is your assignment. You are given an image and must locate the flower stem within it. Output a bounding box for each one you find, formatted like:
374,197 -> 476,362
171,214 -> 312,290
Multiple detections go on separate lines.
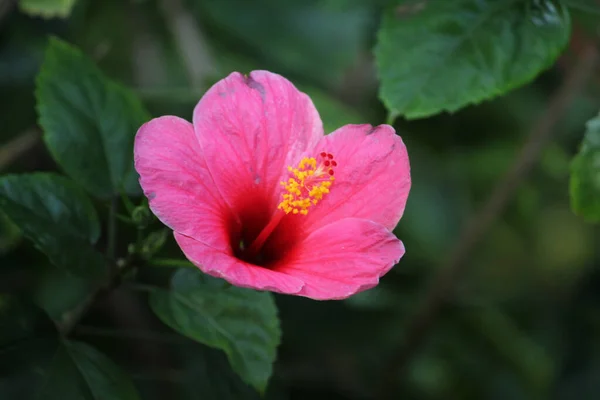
148,258 -> 195,268
107,197 -> 117,264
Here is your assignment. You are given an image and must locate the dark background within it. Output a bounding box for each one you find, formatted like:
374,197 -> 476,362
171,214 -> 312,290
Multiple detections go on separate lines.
1,0 -> 600,399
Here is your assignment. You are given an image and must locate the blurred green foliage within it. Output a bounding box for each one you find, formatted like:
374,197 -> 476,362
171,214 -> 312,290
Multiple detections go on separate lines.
1,0 -> 600,399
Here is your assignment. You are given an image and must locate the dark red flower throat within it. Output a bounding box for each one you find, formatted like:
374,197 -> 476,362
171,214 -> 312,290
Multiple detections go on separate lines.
230,190 -> 299,268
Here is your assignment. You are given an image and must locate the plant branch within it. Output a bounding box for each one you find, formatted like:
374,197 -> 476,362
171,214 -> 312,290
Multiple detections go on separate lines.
378,45 -> 599,397
57,198 -> 122,335
107,197 -> 118,263
75,325 -> 187,343
0,129 -> 40,171
159,0 -> 216,88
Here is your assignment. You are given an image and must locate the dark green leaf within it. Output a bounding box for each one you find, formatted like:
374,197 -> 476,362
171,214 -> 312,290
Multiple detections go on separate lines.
30,264 -> 94,320
0,211 -> 20,255
19,0 -> 77,18
39,340 -> 140,400
0,173 -> 105,278
149,269 -> 281,393
176,343 -> 262,400
0,339 -> 140,400
36,37 -> 150,199
563,0 -> 600,14
375,0 -> 571,119
570,113 -> 600,222
0,295 -> 55,349
0,298 -> 57,400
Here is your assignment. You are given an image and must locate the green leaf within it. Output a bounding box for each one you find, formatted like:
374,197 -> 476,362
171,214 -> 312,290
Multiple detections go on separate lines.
36,37 -> 150,199
570,113 -> 600,222
37,340 -> 140,400
0,297 -> 138,399
563,0 -> 600,14
0,295 -> 55,349
0,173 -> 105,278
0,339 -> 140,400
149,269 -> 281,393
176,344 -> 262,400
19,0 -> 77,18
0,211 -> 20,255
30,264 -> 94,320
375,0 -> 571,119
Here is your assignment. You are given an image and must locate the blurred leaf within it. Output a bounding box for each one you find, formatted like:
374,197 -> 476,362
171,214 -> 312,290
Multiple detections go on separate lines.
0,27 -> 46,87
0,300 -> 139,399
376,0 -> 571,119
0,339 -> 140,400
300,86 -> 364,133
150,269 -> 280,393
38,340 -> 140,400
344,285 -> 404,310
464,308 -> 554,394
563,0 -> 600,14
570,113 -> 600,222
0,298 -> 54,399
30,264 -> 93,320
0,173 -> 105,278
19,0 -> 77,19
0,295 -> 54,348
192,0 -> 371,86
0,211 -> 21,255
36,37 -> 150,199
557,364 -> 600,399
138,229 -> 169,259
176,343 -> 262,400
534,207 -> 594,286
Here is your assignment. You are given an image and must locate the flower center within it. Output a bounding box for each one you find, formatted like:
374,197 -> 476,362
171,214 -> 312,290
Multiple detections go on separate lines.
240,152 -> 337,264
278,152 -> 336,215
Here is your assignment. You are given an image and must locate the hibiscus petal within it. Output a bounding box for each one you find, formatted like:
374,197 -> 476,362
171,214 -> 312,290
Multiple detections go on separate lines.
134,116 -> 233,251
175,232 -> 305,295
304,124 -> 410,232
279,218 -> 405,300
193,70 -> 323,210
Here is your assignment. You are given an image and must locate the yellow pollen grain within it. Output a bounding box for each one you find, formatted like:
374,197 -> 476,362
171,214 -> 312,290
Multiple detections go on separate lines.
278,156 -> 335,215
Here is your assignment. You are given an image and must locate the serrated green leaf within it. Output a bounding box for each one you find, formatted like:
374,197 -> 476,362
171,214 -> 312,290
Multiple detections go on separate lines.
570,113 -> 600,222
149,269 -> 280,393
0,173 -> 105,278
19,0 -> 77,19
375,0 -> 571,119
36,37 -> 150,199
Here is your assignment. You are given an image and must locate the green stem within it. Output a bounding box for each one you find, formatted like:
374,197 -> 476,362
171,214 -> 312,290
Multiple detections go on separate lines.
119,189 -> 136,215
107,198 -> 118,264
386,110 -> 398,125
125,283 -> 160,293
76,325 -> 186,343
116,213 -> 134,225
147,258 -> 195,269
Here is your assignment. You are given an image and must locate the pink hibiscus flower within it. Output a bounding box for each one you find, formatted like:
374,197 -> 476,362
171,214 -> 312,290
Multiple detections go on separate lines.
134,71 -> 410,300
